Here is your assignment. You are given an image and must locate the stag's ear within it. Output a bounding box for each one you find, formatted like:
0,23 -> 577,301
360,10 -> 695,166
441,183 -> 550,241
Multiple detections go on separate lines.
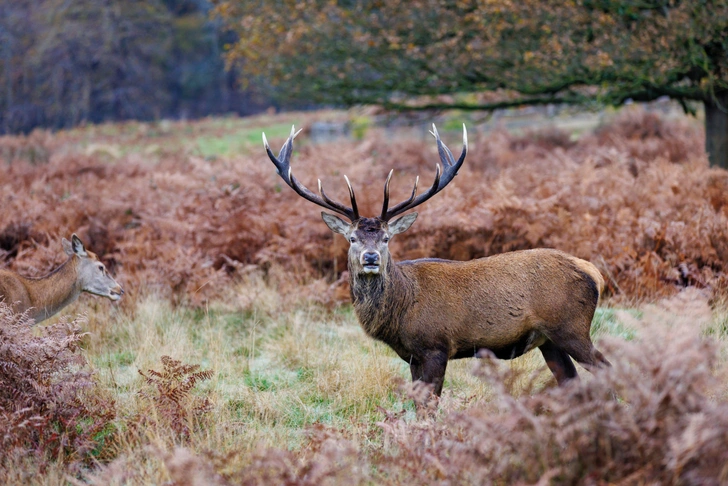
321,212 -> 351,235
388,212 -> 418,235
70,234 -> 88,257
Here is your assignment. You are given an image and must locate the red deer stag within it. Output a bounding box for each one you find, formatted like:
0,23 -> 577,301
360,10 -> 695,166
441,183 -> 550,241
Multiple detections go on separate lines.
263,126 -> 610,396
0,234 -> 123,323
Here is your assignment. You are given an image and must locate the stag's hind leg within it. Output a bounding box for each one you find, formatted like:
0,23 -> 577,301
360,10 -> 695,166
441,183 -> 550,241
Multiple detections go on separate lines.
539,340 -> 578,385
546,327 -> 611,372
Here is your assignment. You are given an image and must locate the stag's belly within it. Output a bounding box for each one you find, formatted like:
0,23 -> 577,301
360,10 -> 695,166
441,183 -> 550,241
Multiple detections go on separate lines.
450,330 -> 547,360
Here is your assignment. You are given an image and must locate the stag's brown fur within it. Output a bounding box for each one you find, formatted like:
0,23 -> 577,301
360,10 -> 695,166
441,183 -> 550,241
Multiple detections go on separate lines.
341,217 -> 610,396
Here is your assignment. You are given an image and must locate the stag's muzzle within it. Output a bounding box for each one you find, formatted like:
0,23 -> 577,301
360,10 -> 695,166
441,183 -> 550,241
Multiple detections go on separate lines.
361,251 -> 381,274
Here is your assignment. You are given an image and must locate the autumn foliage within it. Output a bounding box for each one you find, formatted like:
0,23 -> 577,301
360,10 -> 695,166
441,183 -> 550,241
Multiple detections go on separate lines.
0,109 -> 725,305
138,356 -> 214,440
215,1 -> 728,111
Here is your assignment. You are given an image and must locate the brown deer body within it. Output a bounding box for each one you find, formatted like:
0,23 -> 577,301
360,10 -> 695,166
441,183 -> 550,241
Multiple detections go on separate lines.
263,126 -> 609,396
0,235 -> 123,323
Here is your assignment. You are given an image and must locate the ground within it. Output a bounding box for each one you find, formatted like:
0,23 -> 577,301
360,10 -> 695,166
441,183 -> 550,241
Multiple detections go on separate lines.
2,106 -> 728,484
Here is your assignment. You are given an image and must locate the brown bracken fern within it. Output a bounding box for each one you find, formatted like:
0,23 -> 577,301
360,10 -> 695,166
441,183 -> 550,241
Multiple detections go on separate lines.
1,109 -> 727,306
138,356 -> 213,439
0,303 -> 115,476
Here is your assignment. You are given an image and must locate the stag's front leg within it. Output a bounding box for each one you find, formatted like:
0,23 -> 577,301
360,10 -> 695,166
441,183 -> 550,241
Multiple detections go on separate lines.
409,361 -> 423,383
408,351 -> 447,415
415,350 -> 448,396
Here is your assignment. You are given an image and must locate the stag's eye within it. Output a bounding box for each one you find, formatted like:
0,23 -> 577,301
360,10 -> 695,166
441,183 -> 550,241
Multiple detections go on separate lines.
349,237 -> 357,243
383,237 -> 390,243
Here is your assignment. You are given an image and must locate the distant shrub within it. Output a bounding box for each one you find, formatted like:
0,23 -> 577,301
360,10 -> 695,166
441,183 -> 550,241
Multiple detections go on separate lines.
0,130 -> 52,165
509,126 -> 576,151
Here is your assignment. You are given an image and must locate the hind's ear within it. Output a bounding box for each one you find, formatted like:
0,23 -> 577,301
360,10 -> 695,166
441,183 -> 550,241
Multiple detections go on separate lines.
70,234 -> 88,257
321,212 -> 351,235
388,212 -> 418,235
62,238 -> 73,255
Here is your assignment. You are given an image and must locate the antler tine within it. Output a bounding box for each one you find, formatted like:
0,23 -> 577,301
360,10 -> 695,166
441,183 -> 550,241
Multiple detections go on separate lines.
380,170 -> 421,220
263,126 -> 302,177
318,177 -> 360,220
380,170 -> 393,220
381,124 -> 467,221
343,175 -> 360,220
263,126 -> 358,221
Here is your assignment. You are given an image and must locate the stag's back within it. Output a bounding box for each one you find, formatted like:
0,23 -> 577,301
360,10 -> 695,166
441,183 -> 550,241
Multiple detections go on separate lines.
397,249 -> 604,357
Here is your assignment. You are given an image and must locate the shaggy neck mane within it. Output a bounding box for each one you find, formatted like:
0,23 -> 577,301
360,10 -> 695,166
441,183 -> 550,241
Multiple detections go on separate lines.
349,259 -> 414,344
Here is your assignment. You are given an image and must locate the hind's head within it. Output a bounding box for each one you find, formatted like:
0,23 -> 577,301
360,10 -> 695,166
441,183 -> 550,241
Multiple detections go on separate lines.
62,234 -> 124,301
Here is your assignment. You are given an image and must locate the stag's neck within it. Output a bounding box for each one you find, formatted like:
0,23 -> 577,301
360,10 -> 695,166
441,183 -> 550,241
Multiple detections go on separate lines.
349,261 -> 415,345
21,258 -> 81,322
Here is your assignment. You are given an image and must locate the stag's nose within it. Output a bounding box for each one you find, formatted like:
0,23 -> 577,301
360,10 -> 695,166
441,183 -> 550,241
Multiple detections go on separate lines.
362,252 -> 380,265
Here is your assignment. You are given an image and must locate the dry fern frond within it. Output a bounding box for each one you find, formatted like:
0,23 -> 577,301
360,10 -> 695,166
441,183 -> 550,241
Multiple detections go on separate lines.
0,303 -> 115,474
138,356 -> 214,440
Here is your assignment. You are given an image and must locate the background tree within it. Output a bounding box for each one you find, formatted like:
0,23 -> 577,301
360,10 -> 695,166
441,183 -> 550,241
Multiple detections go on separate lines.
0,0 -> 267,134
213,0 -> 728,167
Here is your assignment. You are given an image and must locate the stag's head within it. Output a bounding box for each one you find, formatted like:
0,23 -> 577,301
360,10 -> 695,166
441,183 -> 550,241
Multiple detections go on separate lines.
320,213 -> 418,275
62,234 -> 124,300
263,124 -> 467,277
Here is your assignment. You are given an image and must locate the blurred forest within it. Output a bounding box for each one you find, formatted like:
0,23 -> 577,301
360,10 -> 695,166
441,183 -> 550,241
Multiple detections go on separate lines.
5,0 -> 728,168
214,0 -> 728,167
0,0 -> 269,135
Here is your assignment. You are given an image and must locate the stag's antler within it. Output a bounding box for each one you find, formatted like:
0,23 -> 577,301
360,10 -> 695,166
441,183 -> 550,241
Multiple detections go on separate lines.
263,126 -> 360,221
380,124 -> 467,221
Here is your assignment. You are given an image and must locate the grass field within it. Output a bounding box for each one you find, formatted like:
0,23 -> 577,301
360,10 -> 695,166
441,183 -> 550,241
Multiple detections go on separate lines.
3,107 -> 728,484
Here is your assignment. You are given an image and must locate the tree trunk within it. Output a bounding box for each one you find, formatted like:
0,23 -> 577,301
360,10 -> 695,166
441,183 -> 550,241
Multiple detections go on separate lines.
705,92 -> 728,169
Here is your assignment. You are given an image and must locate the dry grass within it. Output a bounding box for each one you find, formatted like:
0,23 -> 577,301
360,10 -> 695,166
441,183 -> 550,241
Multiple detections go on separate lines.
24,285 -> 722,485
2,107 -> 728,483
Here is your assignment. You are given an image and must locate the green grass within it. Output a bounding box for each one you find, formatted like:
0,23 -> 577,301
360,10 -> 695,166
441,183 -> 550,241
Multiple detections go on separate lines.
57,111 -> 350,161
591,307 -> 639,340
195,122 -> 296,158
82,285 -> 638,447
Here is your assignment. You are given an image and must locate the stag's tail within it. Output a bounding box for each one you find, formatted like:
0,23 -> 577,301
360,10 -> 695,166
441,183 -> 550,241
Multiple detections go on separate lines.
570,258 -> 605,300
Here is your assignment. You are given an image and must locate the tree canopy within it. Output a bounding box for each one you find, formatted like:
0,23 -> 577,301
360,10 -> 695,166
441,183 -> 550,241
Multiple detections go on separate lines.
214,0 -> 728,165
